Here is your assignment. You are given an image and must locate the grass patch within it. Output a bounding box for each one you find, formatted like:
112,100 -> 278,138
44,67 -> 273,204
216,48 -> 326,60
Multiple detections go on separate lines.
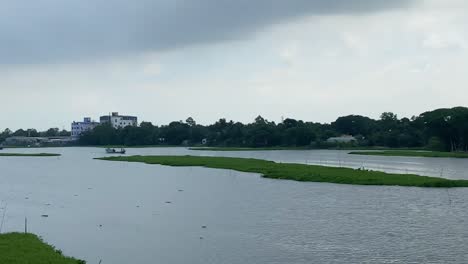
0,153 -> 61,157
189,146 -> 429,151
330,146 -> 427,151
97,155 -> 468,188
0,233 -> 84,264
349,150 -> 468,158
97,145 -> 180,149
189,146 -> 311,151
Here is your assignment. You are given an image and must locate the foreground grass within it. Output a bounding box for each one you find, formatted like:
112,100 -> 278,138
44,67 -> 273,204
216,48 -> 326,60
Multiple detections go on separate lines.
0,153 -> 61,157
349,150 -> 468,158
97,155 -> 468,187
0,233 -> 84,264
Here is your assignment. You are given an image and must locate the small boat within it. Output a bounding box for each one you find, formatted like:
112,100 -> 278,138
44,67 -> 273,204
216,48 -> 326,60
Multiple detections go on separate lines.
105,148 -> 126,154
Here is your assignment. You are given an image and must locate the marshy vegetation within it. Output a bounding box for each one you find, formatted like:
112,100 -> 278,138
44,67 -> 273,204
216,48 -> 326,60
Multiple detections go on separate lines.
97,155 -> 468,188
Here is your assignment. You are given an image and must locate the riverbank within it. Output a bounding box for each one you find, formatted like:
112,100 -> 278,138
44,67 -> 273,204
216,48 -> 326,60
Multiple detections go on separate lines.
349,150 -> 468,158
0,233 -> 84,264
0,153 -> 61,157
97,155 -> 468,187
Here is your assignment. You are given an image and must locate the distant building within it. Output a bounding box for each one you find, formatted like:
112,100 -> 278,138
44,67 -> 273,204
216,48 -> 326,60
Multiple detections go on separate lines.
100,112 -> 138,129
326,135 -> 357,144
71,117 -> 99,137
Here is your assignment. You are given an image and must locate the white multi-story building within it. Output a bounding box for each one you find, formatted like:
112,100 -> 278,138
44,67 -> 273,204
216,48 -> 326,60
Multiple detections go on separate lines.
71,117 -> 99,137
100,112 -> 138,129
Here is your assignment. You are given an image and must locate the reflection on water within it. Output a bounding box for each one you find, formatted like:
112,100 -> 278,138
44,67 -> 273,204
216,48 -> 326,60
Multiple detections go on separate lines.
0,147 -> 467,264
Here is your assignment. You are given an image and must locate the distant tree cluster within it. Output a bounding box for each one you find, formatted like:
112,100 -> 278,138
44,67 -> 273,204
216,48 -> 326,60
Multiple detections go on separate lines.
0,128 -> 70,143
74,107 -> 468,152
78,116 -> 325,147
332,107 -> 468,151
2,107 -> 468,152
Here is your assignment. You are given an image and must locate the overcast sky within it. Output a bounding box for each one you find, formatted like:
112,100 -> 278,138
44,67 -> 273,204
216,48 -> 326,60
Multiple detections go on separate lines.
1,0 -> 467,130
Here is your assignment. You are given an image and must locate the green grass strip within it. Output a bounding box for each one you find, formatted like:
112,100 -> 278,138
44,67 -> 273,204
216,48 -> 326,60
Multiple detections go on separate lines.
0,153 -> 61,157
349,150 -> 468,158
0,233 -> 84,264
189,147 -> 311,151
97,145 -> 180,148
97,155 -> 468,188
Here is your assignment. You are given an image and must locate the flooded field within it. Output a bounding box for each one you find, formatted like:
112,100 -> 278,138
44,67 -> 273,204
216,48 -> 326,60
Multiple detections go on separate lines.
1,147 -> 467,263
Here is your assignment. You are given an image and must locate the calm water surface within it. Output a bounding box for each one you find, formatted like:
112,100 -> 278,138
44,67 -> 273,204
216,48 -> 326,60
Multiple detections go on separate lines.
0,147 -> 467,263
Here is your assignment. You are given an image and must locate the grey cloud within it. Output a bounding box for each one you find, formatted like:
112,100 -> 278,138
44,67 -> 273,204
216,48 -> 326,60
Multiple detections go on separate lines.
0,0 -> 415,64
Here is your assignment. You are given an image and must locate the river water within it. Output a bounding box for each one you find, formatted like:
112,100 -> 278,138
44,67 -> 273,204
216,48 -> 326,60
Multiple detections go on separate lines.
0,147 -> 467,263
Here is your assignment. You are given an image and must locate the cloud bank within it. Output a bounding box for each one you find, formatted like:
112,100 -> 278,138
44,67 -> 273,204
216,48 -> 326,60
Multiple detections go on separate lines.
0,0 -> 414,64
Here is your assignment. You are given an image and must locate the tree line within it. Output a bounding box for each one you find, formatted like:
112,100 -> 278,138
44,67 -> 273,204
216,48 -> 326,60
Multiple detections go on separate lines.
1,107 -> 467,151
0,128 -> 70,142
77,107 -> 468,151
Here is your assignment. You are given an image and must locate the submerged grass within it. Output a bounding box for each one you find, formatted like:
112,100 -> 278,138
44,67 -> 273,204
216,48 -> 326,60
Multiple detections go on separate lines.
97,155 -> 468,188
0,233 -> 84,264
0,153 -> 61,157
349,150 -> 468,158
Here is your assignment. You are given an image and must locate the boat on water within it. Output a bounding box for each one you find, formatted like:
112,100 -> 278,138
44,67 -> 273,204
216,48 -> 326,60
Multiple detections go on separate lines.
105,148 -> 126,154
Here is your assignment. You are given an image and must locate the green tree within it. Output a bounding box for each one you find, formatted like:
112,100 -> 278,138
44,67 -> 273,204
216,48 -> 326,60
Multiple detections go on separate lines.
332,115 -> 375,137
43,128 -> 60,137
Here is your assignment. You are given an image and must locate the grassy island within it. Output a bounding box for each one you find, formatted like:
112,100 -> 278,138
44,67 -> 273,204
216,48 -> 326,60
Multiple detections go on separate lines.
97,155 -> 468,188
0,233 -> 84,264
0,153 -> 61,157
349,150 -> 468,158
189,147 -> 312,151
